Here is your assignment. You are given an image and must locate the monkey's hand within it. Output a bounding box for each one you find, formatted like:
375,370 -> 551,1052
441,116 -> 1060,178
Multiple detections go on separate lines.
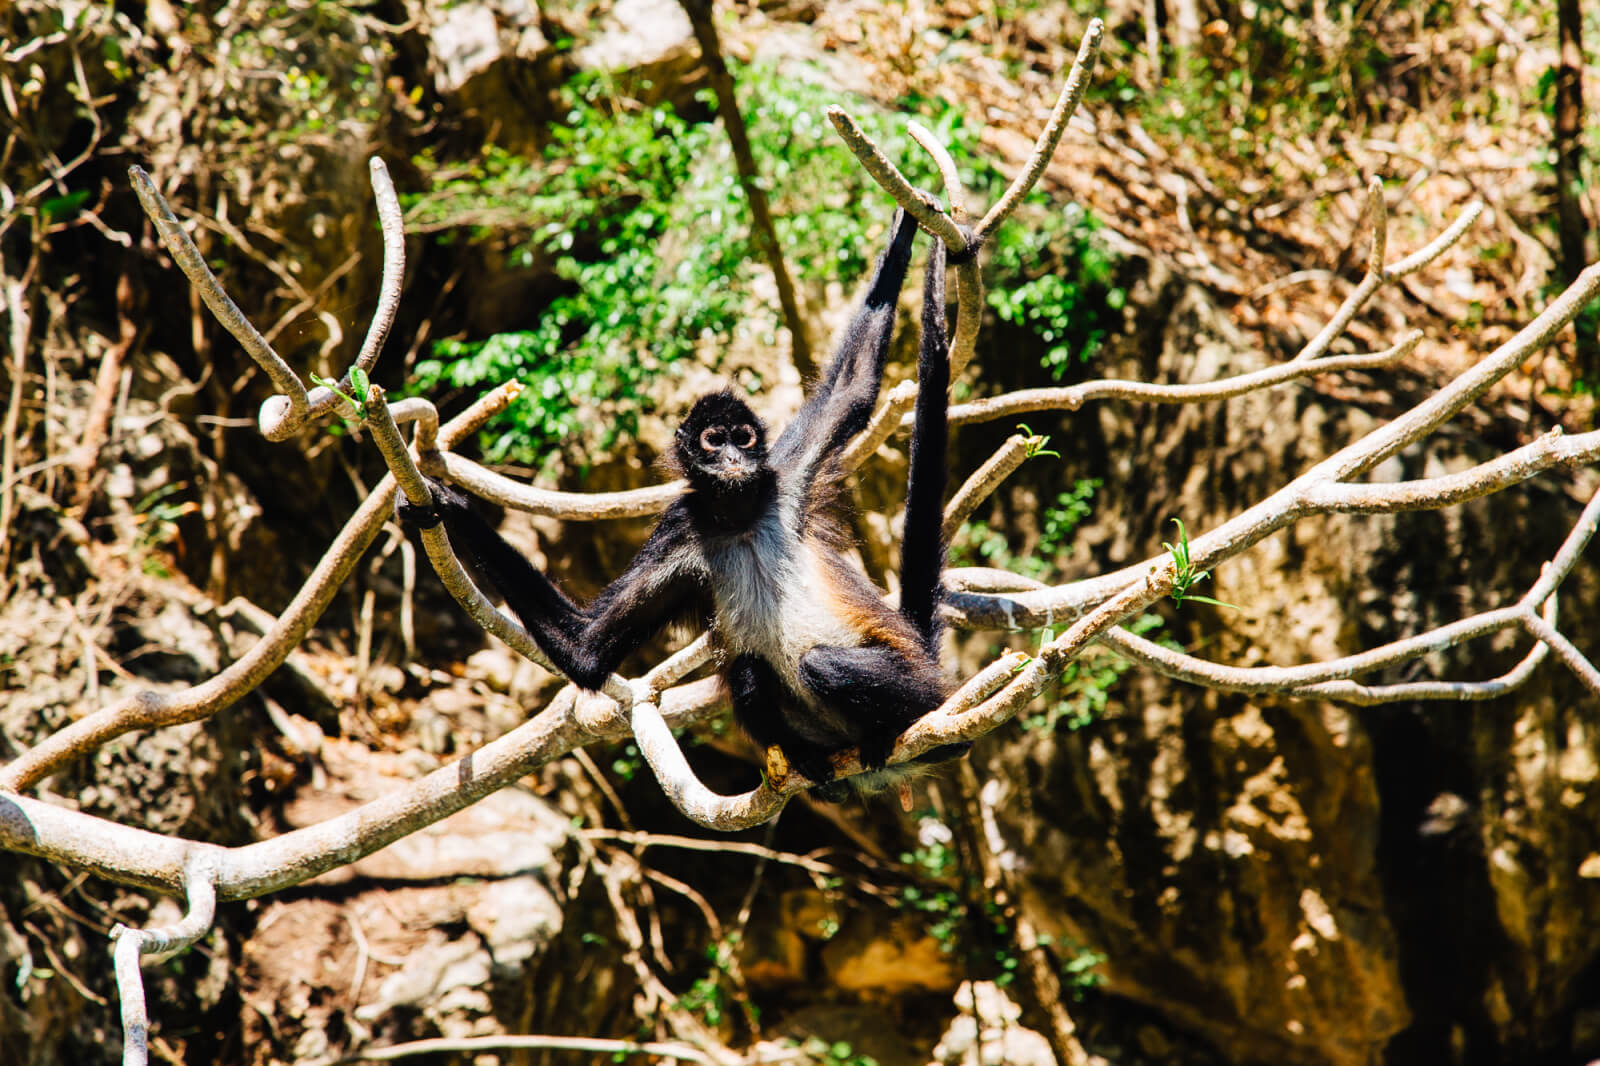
395,476 -> 467,531
944,222 -> 984,265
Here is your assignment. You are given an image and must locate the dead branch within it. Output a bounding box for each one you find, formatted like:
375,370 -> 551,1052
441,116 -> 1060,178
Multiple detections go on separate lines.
110,861 -> 217,1066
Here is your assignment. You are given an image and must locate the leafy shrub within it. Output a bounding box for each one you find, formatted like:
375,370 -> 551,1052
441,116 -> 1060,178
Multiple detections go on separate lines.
408,64 -> 1123,466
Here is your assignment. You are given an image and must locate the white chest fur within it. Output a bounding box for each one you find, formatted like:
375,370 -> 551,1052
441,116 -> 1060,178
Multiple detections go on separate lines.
704,511 -> 861,689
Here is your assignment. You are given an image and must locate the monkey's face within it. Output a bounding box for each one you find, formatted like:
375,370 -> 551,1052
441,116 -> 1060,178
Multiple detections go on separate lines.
676,389 -> 768,491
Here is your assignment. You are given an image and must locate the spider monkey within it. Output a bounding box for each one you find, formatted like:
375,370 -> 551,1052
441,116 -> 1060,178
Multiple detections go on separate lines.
400,209 -> 967,800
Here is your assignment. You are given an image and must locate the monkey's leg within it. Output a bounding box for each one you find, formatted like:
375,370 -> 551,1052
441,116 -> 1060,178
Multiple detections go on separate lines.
727,654 -> 840,788
796,645 -> 968,770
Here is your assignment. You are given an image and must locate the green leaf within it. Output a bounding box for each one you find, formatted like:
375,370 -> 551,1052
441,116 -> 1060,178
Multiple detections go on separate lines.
41,189 -> 91,221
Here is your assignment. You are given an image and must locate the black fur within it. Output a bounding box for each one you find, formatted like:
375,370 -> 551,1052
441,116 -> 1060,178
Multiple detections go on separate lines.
401,209 -> 968,799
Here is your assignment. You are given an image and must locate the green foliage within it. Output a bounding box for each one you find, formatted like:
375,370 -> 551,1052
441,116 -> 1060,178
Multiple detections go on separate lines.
950,478 -> 1101,581
1024,613 -> 1162,732
674,935 -> 749,1033
409,82 -> 747,465
1016,423 -> 1060,459
898,816 -> 964,952
310,367 -> 371,423
133,483 -> 195,577
797,1037 -> 878,1066
1060,939 -> 1108,996
986,201 -> 1124,380
609,741 -> 642,782
408,64 -> 1122,465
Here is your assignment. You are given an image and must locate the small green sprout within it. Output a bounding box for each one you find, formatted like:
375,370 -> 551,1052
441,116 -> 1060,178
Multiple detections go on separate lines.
1162,518 -> 1240,611
1016,423 -> 1060,459
311,366 -> 371,422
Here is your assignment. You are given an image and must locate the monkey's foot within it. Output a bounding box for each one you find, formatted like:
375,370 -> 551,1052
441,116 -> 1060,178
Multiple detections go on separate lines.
764,745 -> 791,787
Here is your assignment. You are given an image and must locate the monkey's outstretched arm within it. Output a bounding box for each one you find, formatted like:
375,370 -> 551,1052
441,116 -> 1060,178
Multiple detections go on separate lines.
770,208 -> 919,480
401,480 -> 708,690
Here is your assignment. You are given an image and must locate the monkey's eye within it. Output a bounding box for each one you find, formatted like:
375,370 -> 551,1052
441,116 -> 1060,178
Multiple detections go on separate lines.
732,424 -> 756,449
699,427 -> 726,452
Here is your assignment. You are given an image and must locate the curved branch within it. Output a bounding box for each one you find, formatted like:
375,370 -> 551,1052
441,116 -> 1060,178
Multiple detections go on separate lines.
907,119 -> 968,224
110,861 -> 217,1066
129,166 -> 308,437
947,330 -> 1422,425
353,157 -> 406,377
437,451 -> 684,520
1289,601 -> 1554,705
0,674 -> 729,900
976,18 -> 1105,239
629,697 -> 789,830
949,261 -> 1600,636
0,384 -> 522,793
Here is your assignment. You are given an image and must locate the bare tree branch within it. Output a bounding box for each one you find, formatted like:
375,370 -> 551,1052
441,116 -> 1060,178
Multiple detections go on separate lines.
942,432 -> 1038,540
0,384 -> 521,793
129,166 -> 309,436
947,330 -> 1423,425
1292,188 -> 1483,364
110,861 -> 217,1066
350,157 -> 405,377
976,18 -> 1105,239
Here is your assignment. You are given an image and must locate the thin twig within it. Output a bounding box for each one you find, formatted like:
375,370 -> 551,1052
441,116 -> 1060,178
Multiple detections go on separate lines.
976,19 -> 1105,239
1292,196 -> 1483,364
947,330 -> 1422,425
110,862 -> 218,1066
128,166 -> 308,434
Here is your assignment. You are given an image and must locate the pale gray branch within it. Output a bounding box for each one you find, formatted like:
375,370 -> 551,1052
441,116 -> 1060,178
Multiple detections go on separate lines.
0,385 -> 522,793
976,18 -> 1105,239
354,157 -> 405,376
129,166 -> 308,436
1289,596 -> 1555,705
437,450 -> 683,520
947,330 -> 1422,425
1523,612 -> 1600,698
907,119 -> 968,224
110,862 -> 217,1066
629,697 -> 788,830
1301,427 -> 1600,513
0,675 -> 728,900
